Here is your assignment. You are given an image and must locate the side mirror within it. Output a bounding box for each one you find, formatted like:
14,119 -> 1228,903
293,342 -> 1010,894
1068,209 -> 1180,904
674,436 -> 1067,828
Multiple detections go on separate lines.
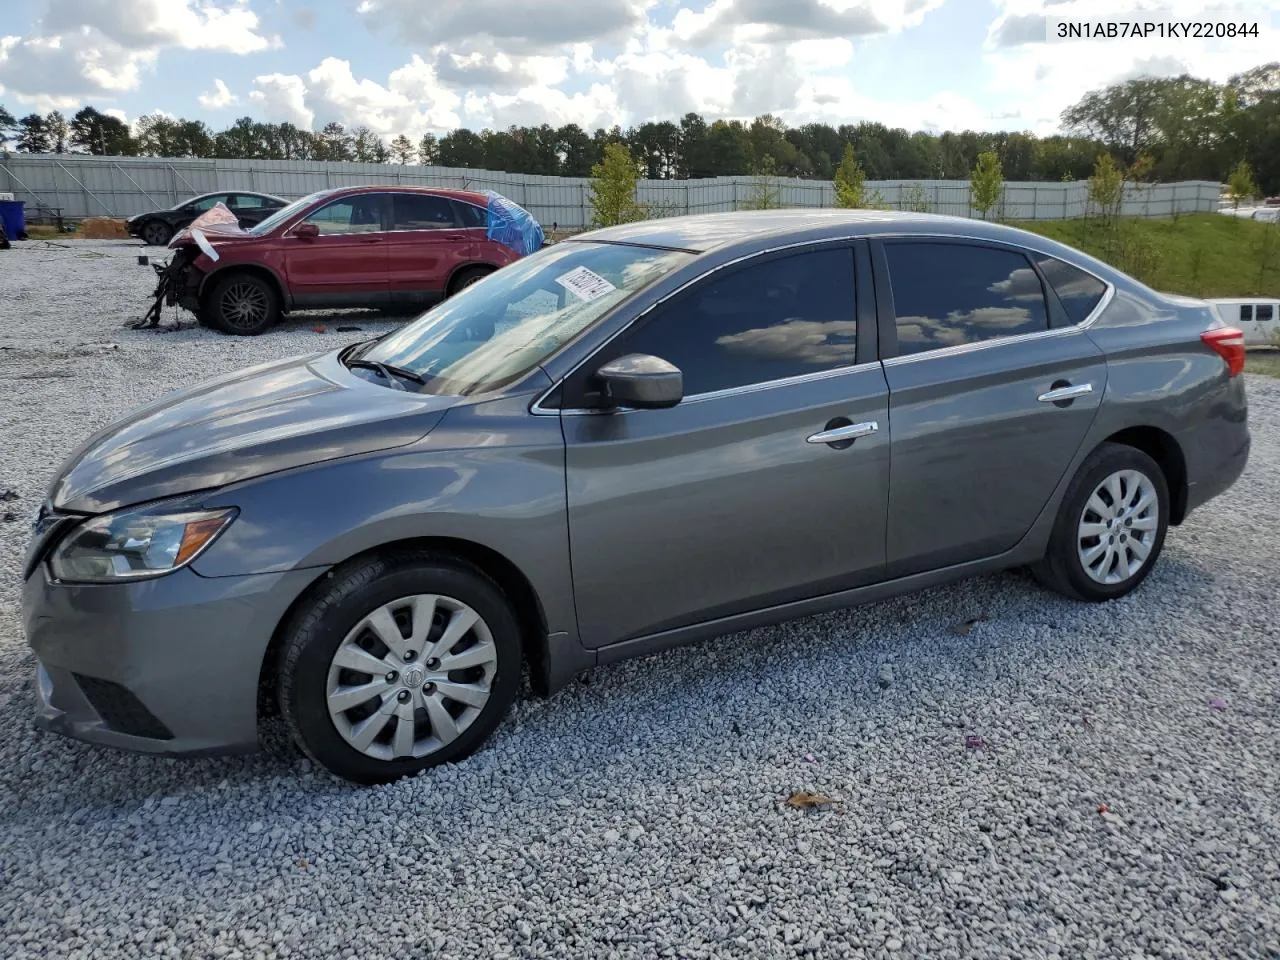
294,222 -> 320,240
593,354 -> 683,410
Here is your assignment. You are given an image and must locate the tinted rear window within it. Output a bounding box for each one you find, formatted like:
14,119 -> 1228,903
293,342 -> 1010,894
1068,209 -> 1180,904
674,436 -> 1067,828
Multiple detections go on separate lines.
885,242 -> 1048,356
1258,304 -> 1274,322
1035,256 -> 1108,325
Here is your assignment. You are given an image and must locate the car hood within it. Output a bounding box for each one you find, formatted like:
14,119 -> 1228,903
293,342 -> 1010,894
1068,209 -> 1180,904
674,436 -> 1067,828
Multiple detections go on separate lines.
50,350 -> 456,514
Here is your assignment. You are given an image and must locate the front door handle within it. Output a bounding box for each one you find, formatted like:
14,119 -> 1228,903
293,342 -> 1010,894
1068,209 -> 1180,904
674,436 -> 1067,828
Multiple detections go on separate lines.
1038,383 -> 1093,404
359,236 -> 385,244
806,421 -> 879,446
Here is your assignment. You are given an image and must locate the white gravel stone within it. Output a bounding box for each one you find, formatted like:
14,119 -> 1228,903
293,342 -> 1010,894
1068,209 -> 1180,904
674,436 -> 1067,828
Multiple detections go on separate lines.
2,240 -> 1280,958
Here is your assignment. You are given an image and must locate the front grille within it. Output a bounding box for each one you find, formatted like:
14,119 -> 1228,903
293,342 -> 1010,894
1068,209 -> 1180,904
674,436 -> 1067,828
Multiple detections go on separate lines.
74,675 -> 174,740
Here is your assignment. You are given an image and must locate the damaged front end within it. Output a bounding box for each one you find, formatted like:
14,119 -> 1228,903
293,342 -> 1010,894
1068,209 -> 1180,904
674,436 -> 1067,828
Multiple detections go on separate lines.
134,245 -> 202,329
134,202 -> 245,329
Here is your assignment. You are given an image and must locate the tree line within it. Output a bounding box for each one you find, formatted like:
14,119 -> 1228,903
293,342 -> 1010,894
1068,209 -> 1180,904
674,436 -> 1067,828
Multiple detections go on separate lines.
2,62 -> 1279,191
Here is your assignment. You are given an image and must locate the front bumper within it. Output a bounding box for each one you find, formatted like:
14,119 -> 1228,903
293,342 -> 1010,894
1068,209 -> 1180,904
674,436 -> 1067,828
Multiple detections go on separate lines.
23,563 -> 324,757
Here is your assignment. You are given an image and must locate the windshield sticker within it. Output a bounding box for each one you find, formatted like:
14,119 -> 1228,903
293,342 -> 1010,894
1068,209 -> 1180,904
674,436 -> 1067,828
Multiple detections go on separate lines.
555,266 -> 616,302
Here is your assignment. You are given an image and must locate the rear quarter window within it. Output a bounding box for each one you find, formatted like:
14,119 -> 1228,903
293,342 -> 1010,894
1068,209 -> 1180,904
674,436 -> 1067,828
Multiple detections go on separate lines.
1034,256 -> 1108,325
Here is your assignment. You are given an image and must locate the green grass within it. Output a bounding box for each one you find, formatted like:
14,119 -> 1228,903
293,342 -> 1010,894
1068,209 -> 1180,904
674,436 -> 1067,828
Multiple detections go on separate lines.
1012,213 -> 1280,299
1246,349 -> 1280,378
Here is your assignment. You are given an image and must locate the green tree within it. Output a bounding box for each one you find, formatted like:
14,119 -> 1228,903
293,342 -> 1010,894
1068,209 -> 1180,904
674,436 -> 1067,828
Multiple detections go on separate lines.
351,126 -> 384,163
0,103 -> 15,145
1087,152 -> 1125,222
15,114 -> 51,152
899,183 -> 932,213
589,141 -> 643,226
390,133 -> 415,164
969,150 -> 1004,220
44,110 -> 69,152
743,155 -> 782,210
832,144 -> 867,208
417,132 -> 439,165
1228,160 -> 1260,209
317,121 -> 353,161
70,106 -> 133,155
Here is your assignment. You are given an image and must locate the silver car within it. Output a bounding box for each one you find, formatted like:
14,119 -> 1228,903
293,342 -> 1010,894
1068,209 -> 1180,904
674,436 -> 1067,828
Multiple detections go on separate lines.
22,210 -> 1250,783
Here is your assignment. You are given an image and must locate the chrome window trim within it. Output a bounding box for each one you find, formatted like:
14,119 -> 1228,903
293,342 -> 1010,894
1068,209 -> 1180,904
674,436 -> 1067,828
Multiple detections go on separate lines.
882,284 -> 1116,368
530,229 -> 1117,415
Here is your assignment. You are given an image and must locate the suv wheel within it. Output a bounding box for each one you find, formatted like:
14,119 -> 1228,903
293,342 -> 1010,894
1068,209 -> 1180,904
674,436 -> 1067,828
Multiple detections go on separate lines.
141,220 -> 172,247
1034,442 -> 1169,602
449,266 -> 493,295
278,552 -> 522,784
204,272 -> 279,336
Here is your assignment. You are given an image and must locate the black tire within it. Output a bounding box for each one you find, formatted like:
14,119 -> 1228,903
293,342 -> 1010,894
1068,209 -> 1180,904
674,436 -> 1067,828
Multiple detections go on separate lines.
278,551 -> 522,785
448,265 -> 493,296
141,220 -> 173,247
204,272 -> 279,336
1033,442 -> 1169,602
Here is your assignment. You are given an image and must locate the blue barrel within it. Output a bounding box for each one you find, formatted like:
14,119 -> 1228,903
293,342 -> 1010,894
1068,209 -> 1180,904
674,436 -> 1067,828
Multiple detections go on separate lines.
0,200 -> 25,240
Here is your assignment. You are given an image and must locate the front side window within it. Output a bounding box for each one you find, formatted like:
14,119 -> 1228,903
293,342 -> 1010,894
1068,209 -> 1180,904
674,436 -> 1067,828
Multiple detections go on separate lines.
356,241 -> 693,396
232,193 -> 267,209
616,248 -> 857,396
1035,255 -> 1108,325
886,242 -> 1048,356
302,194 -> 385,235
392,194 -> 460,230
1257,304 -> 1274,322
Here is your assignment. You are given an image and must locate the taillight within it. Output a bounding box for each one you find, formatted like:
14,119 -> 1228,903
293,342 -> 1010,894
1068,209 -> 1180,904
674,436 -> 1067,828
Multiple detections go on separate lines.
1201,327 -> 1246,377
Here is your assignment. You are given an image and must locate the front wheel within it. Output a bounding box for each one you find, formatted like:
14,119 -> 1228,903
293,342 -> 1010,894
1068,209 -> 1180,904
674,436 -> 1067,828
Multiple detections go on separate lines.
204,272 -> 279,335
1034,442 -> 1169,602
278,552 -> 522,784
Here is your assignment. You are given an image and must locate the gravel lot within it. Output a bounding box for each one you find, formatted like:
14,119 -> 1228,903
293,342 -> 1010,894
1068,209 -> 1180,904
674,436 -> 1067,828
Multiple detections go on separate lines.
2,240 -> 1279,959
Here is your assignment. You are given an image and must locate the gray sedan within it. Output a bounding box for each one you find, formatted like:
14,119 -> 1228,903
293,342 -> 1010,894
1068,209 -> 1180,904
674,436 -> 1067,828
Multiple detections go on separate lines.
22,210 -> 1250,783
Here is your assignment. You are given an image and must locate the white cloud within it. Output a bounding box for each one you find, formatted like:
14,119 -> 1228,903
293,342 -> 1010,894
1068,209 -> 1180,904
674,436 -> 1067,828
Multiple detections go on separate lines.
43,0 -> 277,53
246,57 -> 462,137
674,0 -> 946,47
359,0 -> 646,53
198,78 -> 238,110
250,73 -> 313,127
0,0 -> 275,109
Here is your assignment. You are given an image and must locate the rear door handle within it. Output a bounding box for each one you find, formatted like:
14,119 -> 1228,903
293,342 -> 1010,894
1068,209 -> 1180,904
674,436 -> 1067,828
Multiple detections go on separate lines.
1038,383 -> 1093,403
359,236 -> 385,244
807,421 -> 879,445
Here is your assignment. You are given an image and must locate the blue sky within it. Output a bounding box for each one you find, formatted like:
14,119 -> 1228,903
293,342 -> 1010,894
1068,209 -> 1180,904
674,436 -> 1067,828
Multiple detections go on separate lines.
1,0 -> 1276,140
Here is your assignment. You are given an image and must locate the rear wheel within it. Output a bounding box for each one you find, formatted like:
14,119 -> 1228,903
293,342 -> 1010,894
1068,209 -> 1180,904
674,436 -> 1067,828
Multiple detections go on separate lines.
449,266 -> 493,296
1034,442 -> 1169,602
141,220 -> 172,247
278,552 -> 522,784
204,272 -> 279,335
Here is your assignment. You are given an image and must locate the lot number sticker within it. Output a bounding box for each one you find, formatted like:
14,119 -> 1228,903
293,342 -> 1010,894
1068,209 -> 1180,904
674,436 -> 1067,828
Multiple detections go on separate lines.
555,266 -> 617,302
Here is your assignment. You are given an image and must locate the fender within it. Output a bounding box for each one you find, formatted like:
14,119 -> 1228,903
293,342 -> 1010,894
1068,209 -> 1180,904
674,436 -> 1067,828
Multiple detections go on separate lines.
197,261 -> 289,309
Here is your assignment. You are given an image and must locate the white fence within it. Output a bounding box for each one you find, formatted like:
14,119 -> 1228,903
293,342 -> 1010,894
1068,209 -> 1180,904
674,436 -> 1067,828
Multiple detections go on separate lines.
0,154 -> 1224,227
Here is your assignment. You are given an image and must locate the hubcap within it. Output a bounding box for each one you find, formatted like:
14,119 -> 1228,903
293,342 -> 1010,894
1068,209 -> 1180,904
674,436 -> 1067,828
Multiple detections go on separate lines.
325,594 -> 498,761
1077,469 -> 1159,585
222,282 -> 269,330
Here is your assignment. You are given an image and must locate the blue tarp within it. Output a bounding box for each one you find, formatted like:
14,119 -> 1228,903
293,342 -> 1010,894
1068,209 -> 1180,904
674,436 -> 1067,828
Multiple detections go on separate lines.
485,191 -> 544,257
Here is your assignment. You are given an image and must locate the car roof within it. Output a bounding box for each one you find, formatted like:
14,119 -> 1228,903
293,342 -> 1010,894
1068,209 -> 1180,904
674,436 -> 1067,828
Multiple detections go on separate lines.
315,184 -> 489,206
189,190 -> 286,202
571,209 -> 1051,254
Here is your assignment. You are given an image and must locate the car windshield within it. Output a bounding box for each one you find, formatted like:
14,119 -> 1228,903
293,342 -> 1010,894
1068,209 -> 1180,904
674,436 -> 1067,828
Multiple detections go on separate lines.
354,241 -> 693,396
246,191 -> 329,235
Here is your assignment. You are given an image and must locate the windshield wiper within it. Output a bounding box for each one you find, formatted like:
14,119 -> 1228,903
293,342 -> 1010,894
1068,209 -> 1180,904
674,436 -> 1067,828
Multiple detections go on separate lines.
347,358 -> 425,387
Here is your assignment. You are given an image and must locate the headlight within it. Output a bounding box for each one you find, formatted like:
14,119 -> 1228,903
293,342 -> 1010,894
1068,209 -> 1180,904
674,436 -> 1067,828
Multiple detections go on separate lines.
49,507 -> 237,583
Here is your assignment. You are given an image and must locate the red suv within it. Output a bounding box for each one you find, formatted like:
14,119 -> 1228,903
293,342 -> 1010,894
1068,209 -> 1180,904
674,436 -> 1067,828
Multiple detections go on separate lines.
159,186 -> 538,335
